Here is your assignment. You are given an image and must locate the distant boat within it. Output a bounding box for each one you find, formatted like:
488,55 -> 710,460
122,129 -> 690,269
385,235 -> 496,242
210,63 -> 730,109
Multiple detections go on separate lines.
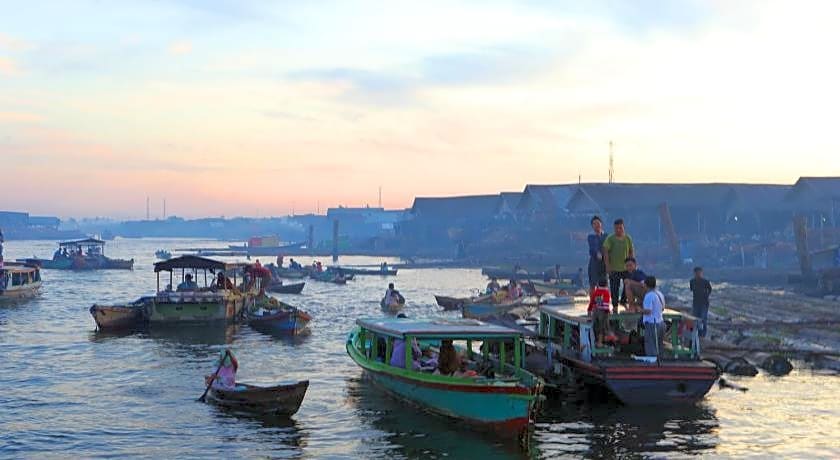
155,249 -> 172,260
0,262 -> 42,300
19,238 -> 133,270
337,266 -> 398,276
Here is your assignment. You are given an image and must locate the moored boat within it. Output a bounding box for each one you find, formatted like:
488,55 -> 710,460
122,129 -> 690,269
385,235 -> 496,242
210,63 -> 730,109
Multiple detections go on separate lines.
530,304 -> 719,405
155,249 -> 172,260
206,380 -> 309,416
434,295 -> 466,311
0,262 -> 42,300
246,301 -> 312,335
346,317 -> 543,438
89,297 -> 150,330
266,281 -> 305,294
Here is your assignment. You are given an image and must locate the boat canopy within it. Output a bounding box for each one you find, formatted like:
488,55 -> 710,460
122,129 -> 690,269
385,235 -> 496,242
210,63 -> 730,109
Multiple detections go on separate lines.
59,238 -> 105,248
539,305 -> 697,324
154,255 -> 228,273
356,317 -> 524,339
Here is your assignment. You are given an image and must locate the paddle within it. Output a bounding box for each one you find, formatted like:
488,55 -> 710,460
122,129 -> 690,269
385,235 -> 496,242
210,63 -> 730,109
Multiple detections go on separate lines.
198,349 -> 229,402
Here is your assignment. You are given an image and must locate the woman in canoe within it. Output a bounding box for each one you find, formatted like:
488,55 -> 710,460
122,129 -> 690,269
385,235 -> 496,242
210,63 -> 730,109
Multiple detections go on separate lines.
206,349 -> 239,391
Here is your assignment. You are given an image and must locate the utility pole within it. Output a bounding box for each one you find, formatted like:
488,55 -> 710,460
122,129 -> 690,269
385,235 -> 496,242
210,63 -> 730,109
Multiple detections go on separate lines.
146,196 -> 150,220
378,186 -> 382,208
608,141 -> 614,184
163,198 -> 166,219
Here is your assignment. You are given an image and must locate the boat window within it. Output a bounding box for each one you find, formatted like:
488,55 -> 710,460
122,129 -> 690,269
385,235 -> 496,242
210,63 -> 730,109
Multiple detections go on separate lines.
11,272 -> 21,286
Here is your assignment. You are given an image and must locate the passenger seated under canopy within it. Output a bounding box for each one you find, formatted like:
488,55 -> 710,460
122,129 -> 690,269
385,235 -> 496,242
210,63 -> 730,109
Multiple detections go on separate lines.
177,273 -> 199,292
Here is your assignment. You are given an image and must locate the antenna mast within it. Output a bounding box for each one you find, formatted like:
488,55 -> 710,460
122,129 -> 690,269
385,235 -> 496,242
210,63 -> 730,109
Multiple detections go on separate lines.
146,196 -> 150,220
608,141 -> 615,184
378,186 -> 382,208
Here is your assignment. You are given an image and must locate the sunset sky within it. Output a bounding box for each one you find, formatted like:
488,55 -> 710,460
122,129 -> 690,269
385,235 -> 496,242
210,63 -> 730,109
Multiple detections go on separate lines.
2,0 -> 839,218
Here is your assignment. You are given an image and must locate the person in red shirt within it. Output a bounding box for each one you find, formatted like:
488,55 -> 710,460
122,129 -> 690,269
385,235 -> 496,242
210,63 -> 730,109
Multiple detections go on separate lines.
589,279 -> 613,347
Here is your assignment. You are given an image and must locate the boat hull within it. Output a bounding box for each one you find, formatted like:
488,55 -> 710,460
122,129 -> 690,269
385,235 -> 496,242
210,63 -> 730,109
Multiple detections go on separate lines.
247,309 -> 311,335
462,300 -> 523,320
347,340 -> 533,435
266,282 -> 305,294
207,381 -> 309,416
549,355 -> 719,405
380,299 -> 405,313
89,304 -> 144,330
0,282 -> 42,300
434,295 -> 466,311
147,296 -> 244,323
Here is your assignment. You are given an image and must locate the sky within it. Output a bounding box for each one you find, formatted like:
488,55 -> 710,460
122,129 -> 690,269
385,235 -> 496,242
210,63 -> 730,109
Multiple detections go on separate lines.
1,0 -> 840,219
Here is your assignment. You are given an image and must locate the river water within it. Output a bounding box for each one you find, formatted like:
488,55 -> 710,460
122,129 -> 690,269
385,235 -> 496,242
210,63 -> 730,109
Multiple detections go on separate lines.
1,238 -> 838,459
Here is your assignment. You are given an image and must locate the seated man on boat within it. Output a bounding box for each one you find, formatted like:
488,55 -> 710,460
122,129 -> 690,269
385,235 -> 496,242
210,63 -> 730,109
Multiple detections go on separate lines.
389,337 -> 422,369
177,273 -> 199,292
641,276 -> 666,357
289,258 -> 302,270
622,257 -> 648,312
380,261 -> 389,273
205,349 -> 239,391
435,339 -> 460,375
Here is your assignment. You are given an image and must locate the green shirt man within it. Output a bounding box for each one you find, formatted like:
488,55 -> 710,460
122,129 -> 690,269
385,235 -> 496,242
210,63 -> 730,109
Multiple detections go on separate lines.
603,231 -> 634,273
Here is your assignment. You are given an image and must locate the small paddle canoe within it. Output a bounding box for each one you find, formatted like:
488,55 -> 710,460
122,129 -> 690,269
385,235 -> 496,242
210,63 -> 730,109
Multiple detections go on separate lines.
266,281 -> 305,294
206,380 -> 309,416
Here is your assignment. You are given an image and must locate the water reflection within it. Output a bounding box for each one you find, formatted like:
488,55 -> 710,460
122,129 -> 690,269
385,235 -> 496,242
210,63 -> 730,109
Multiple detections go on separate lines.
210,406 -> 308,458
537,398 -> 719,458
345,375 -> 530,460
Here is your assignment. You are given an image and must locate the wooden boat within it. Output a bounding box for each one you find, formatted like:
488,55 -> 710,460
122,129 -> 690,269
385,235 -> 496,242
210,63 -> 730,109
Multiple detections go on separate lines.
206,380 -> 309,416
526,280 -> 579,296
0,262 -> 42,300
530,305 -> 719,405
155,249 -> 172,260
310,270 -> 347,284
461,298 -> 525,320
481,267 -> 545,281
267,264 -> 307,279
434,295 -> 467,311
89,297 -> 150,330
144,256 -> 252,324
266,281 -> 305,294
347,318 -> 544,438
246,303 -> 312,335
380,298 -> 405,313
338,267 -> 398,276
20,238 -> 133,270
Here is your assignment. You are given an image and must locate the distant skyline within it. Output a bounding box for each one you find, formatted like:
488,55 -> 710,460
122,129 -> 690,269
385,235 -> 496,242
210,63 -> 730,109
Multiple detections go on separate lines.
2,0 -> 839,219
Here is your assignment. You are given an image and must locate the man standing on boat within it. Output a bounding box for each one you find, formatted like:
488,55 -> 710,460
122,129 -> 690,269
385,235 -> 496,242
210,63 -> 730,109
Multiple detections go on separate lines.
642,276 -> 665,357
602,219 -> 634,314
690,266 -> 713,338
587,216 -> 608,293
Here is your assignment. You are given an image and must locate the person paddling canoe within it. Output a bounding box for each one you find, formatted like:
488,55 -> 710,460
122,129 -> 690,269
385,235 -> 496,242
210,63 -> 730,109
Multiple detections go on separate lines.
205,349 -> 239,391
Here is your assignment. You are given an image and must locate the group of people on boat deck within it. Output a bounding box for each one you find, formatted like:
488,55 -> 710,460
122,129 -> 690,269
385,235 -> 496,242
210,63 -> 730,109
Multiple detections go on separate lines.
586,215 -> 712,356
388,337 -> 478,377
485,278 -> 522,301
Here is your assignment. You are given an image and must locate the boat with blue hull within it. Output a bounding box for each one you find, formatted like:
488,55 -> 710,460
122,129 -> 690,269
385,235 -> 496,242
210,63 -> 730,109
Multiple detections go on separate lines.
247,301 -> 312,335
346,318 -> 543,438
530,304 -> 719,405
461,299 -> 525,320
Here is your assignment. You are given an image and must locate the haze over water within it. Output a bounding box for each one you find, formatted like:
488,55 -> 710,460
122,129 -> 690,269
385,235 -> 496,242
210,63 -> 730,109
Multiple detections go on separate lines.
1,238 -> 838,458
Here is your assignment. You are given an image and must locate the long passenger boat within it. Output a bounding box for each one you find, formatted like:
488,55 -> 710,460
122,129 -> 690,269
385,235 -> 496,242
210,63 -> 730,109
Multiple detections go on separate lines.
346,317 -> 543,438
20,238 -> 133,270
0,262 -> 42,300
89,256 -> 255,330
530,304 -> 719,405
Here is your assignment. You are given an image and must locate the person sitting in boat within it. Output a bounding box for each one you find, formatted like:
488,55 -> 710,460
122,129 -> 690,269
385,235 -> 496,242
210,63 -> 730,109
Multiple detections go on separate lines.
380,261 -> 389,273
177,273 -> 198,292
289,258 -> 301,269
205,349 -> 239,391
641,276 -> 666,357
622,257 -> 648,312
436,339 -> 460,376
506,280 -> 522,300
589,279 -> 613,347
384,283 -> 404,306
486,278 -> 500,295
390,337 -> 421,369
419,347 -> 438,371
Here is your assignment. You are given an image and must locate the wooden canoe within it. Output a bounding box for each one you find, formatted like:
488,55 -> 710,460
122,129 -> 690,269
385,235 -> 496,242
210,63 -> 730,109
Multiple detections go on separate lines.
380,298 -> 405,313
266,281 -> 305,294
206,380 -> 309,416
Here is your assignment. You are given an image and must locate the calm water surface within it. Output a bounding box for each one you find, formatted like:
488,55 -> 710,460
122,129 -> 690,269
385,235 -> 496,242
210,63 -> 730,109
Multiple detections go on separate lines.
1,239 -> 838,459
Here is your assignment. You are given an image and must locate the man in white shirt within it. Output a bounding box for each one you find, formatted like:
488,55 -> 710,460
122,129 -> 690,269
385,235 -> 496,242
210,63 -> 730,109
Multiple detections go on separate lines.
641,276 -> 665,357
